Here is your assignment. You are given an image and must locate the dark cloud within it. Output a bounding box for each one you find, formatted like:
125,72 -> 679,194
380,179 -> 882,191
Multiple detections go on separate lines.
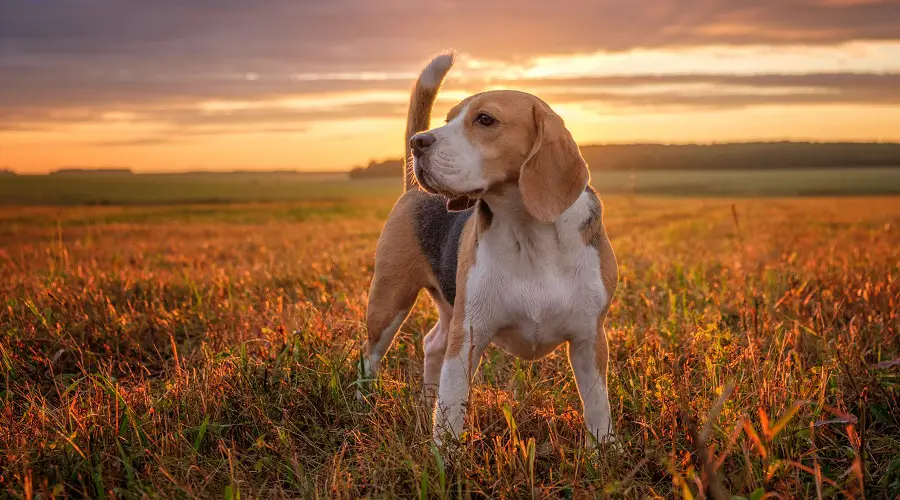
146,102 -> 406,128
2,0 -> 899,133
538,87 -> 900,110
30,72 -> 889,149
3,0 -> 899,66
493,73 -> 900,109
91,137 -> 179,147
433,71 -> 900,112
5,72 -> 898,129
89,125 -> 311,147
0,68 -> 409,112
82,103 -> 399,146
491,73 -> 900,89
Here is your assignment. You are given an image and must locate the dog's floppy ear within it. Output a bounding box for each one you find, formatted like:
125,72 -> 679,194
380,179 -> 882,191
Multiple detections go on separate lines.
446,195 -> 476,211
518,102 -> 589,222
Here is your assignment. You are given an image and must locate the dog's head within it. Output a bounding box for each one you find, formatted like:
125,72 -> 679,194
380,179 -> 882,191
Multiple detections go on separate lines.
410,90 -> 589,221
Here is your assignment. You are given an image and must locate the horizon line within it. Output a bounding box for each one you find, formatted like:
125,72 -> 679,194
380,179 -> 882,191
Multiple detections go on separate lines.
6,139 -> 900,175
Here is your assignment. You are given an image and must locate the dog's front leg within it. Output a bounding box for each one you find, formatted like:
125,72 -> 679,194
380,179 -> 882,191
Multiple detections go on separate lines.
568,325 -> 615,446
422,298 -> 454,408
432,322 -> 488,446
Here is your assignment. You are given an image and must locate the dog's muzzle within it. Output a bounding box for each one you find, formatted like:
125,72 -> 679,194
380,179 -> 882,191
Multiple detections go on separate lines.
411,132 -> 440,192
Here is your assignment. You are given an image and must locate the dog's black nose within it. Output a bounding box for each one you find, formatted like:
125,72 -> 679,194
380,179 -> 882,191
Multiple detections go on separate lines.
410,132 -> 436,156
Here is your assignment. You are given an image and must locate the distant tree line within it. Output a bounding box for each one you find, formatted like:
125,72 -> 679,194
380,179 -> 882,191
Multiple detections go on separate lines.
50,167 -> 134,175
349,142 -> 900,178
349,159 -> 406,179
580,142 -> 900,171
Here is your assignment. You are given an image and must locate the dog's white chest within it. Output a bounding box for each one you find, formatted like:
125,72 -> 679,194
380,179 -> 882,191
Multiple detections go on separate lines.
464,205 -> 608,359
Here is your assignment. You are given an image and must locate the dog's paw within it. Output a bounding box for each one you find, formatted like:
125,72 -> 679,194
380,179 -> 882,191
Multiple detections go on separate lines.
355,375 -> 377,406
355,356 -> 376,405
432,431 -> 464,463
585,432 -> 622,453
355,384 -> 369,405
432,428 -> 448,449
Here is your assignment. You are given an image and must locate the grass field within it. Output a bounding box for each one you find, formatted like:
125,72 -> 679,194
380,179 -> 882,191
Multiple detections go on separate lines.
3,166 -> 900,205
1,193 -> 899,498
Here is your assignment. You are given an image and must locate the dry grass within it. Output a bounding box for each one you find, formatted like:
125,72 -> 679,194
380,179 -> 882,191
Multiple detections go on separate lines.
1,196 -> 898,498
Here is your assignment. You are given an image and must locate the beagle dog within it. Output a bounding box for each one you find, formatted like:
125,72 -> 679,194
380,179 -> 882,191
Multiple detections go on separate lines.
360,53 -> 618,446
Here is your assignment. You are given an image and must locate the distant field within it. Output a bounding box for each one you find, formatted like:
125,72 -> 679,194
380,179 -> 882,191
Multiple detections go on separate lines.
1,196 -> 898,497
2,166 -> 900,204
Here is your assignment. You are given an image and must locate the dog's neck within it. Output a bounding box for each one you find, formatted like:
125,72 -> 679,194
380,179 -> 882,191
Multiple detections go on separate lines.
480,184 -> 535,228
478,183 -> 590,254
480,183 -> 587,228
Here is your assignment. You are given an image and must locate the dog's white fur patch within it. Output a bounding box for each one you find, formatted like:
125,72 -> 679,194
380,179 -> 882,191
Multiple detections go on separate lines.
422,103 -> 488,194
419,53 -> 455,89
464,190 -> 608,357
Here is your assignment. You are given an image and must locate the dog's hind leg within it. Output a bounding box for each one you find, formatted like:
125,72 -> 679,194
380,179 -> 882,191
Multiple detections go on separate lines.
362,275 -> 420,389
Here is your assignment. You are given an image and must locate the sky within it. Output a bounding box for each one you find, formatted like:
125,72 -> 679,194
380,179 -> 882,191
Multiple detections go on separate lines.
2,0 -> 900,173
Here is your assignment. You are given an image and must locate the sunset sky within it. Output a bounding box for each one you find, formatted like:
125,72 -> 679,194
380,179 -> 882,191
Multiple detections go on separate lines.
2,0 -> 900,173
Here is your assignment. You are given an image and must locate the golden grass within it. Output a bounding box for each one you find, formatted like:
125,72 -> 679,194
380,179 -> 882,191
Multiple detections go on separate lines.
1,196 -> 898,498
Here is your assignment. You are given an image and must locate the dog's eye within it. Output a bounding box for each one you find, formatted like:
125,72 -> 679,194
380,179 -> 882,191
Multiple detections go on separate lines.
474,113 -> 496,126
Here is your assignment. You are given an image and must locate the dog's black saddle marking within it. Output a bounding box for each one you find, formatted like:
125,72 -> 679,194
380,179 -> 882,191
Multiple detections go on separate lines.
413,194 -> 473,306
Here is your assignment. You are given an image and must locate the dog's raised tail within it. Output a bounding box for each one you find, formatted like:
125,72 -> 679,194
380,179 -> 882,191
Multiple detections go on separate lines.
404,52 -> 454,191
